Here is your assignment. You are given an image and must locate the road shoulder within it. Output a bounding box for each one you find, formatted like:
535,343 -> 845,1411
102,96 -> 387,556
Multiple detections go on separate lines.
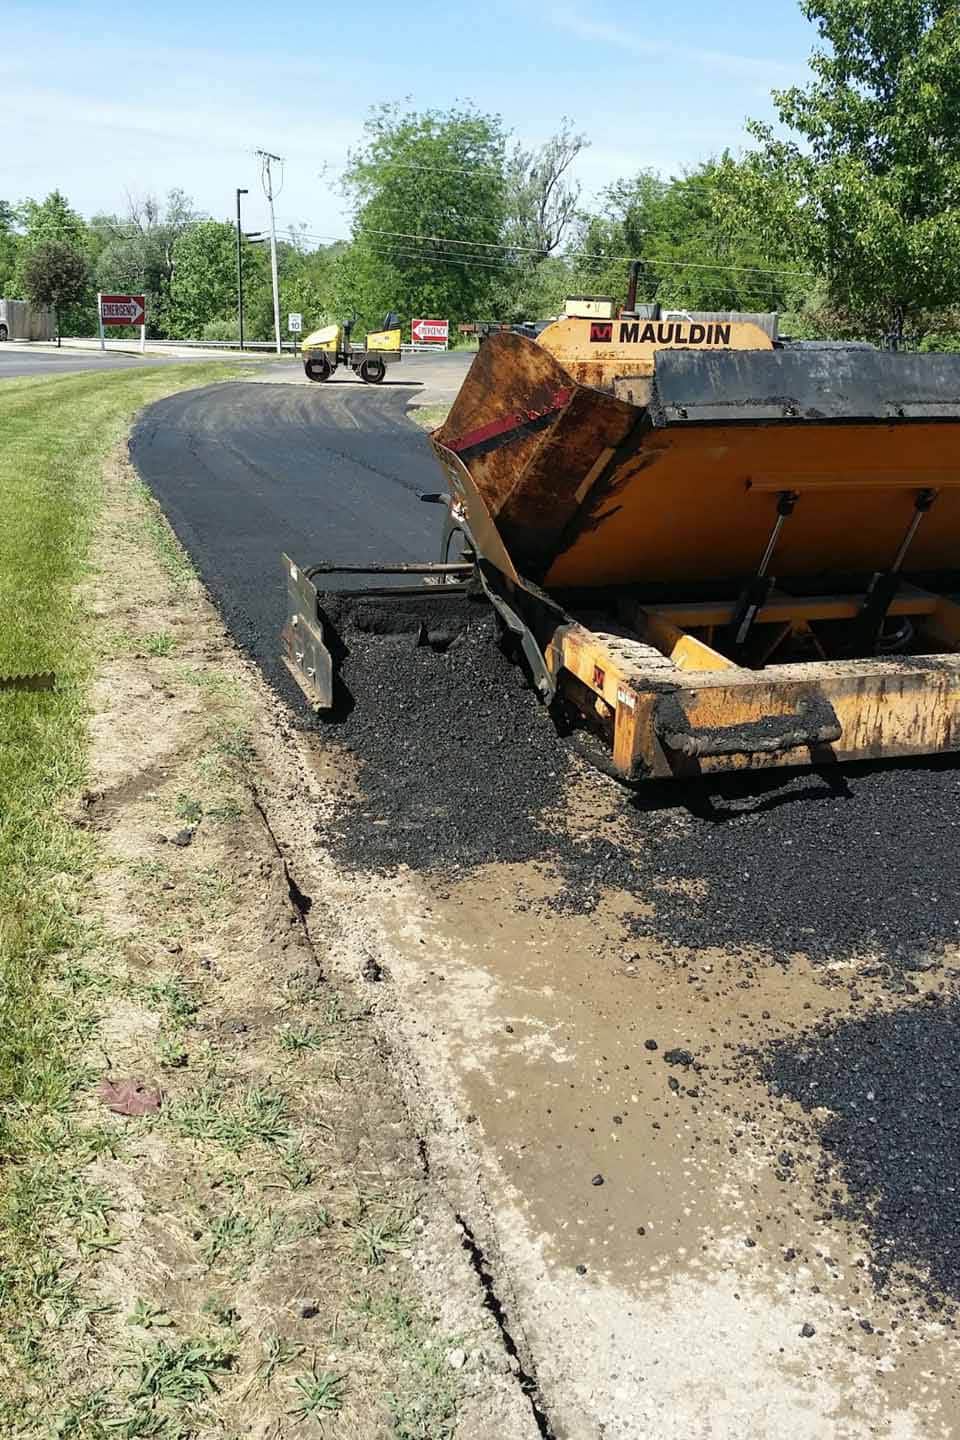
0,440 -> 534,1438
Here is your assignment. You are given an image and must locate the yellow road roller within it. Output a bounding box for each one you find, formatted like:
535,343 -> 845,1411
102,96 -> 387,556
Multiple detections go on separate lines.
301,312 -> 402,384
282,289 -> 960,782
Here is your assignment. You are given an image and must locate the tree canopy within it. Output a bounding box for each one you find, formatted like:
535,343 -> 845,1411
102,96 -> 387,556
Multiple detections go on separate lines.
341,103 -> 509,334
21,240 -> 88,342
732,0 -> 960,341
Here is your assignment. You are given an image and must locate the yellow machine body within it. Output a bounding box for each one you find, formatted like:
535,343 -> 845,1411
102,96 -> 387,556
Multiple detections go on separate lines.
364,325 -> 402,359
427,322 -> 960,780
301,317 -> 402,384
301,322 -> 341,352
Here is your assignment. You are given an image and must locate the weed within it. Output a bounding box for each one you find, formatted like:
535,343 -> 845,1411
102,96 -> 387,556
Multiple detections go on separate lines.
409,402 -> 452,431
288,1365 -> 345,1421
156,1032 -> 188,1069
201,1208 -> 258,1268
205,798 -> 242,823
128,1299 -> 175,1330
133,476 -> 195,592
142,631 -> 177,658
127,858 -> 168,887
106,1412 -> 187,1438
172,1084 -> 291,1151
47,1386 -> 114,1438
278,1024 -> 326,1053
214,728 -> 256,764
277,1143 -> 314,1191
201,1295 -> 240,1328
349,1206 -> 414,1266
174,793 -> 203,825
143,974 -> 199,1025
174,664 -> 244,700
244,1333 -> 305,1396
286,1206 -> 331,1240
127,1336 -> 234,1405
367,1293 -> 461,1440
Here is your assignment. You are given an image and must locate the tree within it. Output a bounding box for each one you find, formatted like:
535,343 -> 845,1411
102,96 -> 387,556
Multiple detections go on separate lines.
276,242 -> 345,335
0,201 -> 18,296
342,103 -> 509,333
168,219 -> 273,340
571,163 -> 804,314
493,122 -> 588,321
734,0 -> 960,343
505,120 -> 588,259
14,191 -> 94,333
167,220 -> 239,337
92,190 -> 201,336
16,190 -> 88,254
21,241 -> 89,346
572,170 -> 669,305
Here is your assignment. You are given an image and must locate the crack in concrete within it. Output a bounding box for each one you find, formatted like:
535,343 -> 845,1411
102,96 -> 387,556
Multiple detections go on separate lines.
456,1212 -> 559,1440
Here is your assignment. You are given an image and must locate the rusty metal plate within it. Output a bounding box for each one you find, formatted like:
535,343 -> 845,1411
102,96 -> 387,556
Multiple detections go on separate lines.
280,554 -> 333,710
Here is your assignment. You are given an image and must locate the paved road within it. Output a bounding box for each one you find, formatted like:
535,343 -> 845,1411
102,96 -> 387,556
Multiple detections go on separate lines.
130,377 -> 450,701
0,343 -> 474,386
0,346 -> 247,379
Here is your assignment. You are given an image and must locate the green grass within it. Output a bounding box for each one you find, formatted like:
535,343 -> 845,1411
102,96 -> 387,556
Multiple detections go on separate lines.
364,1293 -> 461,1440
171,1083 -> 292,1151
0,363 -> 242,1419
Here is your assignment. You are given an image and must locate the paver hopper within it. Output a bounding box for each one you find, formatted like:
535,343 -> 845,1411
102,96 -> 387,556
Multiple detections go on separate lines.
282,306 -> 960,781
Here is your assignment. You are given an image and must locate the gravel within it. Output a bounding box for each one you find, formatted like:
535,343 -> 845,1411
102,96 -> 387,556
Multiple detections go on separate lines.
315,594 -> 960,966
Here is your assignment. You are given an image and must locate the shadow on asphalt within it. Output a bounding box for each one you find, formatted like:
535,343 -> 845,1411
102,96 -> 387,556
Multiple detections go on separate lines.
303,378 -> 424,388
627,751 -> 960,821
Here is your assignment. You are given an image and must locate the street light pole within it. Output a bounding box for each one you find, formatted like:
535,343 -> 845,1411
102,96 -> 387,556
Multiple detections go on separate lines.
236,188 -> 248,351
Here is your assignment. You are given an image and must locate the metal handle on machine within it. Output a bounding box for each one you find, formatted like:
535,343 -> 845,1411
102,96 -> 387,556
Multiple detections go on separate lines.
847,486 -> 938,653
654,692 -> 842,759
729,489 -> 799,651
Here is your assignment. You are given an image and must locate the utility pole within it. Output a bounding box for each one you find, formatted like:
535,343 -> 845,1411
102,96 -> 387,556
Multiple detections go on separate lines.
256,150 -> 283,355
235,187 -> 248,351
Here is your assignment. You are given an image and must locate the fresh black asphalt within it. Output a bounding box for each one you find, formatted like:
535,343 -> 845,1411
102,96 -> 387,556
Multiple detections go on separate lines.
130,379 -> 445,704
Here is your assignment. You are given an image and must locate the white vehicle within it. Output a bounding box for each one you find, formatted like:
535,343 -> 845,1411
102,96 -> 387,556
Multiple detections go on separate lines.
0,298 -> 55,342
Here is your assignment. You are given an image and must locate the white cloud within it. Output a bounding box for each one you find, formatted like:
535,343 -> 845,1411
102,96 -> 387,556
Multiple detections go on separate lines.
549,6 -> 800,85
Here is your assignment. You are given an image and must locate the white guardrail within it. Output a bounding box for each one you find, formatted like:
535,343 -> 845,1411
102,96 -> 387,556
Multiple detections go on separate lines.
135,339 -> 451,354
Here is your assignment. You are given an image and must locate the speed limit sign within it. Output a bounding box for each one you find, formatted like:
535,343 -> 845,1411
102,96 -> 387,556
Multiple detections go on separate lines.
288,313 -> 302,333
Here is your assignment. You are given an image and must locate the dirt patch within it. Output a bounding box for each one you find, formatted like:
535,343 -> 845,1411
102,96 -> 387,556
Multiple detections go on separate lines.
25,449 -> 537,1440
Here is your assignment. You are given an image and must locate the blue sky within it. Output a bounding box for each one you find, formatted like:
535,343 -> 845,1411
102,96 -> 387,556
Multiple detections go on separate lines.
2,0 -> 817,242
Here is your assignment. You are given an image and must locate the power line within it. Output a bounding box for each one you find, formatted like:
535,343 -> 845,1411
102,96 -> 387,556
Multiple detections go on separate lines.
359,226 -> 813,276
283,219 -> 806,281
279,226 -> 799,299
